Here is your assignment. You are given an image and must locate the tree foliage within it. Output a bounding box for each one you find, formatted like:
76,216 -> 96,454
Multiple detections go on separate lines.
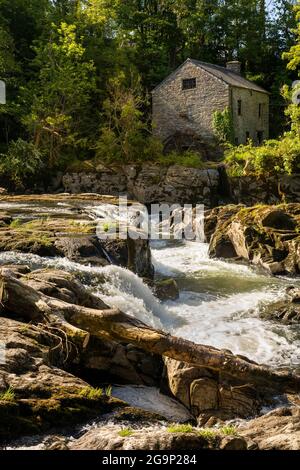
212,108 -> 235,144
0,0 -> 298,180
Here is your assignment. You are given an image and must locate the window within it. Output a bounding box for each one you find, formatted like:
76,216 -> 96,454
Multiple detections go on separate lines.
257,131 -> 264,144
182,78 -> 196,90
237,100 -> 242,116
258,103 -> 263,118
246,131 -> 250,142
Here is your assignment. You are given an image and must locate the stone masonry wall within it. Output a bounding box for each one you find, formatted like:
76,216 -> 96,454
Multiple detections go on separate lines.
62,163 -> 221,206
61,166 -> 300,208
152,61 -> 230,143
231,87 -> 269,145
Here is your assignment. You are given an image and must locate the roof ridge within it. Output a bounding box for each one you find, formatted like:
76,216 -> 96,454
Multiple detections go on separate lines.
152,58 -> 269,95
189,59 -> 269,94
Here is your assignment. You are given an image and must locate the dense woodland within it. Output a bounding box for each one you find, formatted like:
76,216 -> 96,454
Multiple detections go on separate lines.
0,0 -> 299,187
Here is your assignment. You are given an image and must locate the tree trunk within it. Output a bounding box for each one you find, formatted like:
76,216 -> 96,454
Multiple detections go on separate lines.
0,268 -> 299,393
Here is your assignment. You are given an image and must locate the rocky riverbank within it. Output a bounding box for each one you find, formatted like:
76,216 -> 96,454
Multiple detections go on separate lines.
58,163 -> 300,208
0,194 -> 299,450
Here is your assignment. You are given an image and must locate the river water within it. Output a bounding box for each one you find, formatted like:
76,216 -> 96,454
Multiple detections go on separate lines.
1,238 -> 299,369
1,198 -> 300,448
0,198 -> 299,369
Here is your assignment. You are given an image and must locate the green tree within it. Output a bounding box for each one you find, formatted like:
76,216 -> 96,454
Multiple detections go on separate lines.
95,74 -> 162,163
282,0 -> 300,135
23,22 -> 96,166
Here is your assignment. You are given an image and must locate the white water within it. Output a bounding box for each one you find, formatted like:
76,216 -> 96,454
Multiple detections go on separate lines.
152,241 -> 300,367
1,240 -> 299,368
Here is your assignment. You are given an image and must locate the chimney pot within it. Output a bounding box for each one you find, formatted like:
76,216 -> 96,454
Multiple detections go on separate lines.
226,61 -> 242,75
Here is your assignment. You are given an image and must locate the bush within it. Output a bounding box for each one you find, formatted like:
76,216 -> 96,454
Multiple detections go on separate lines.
0,138 -> 44,187
157,150 -> 203,168
212,107 -> 234,144
225,133 -> 300,177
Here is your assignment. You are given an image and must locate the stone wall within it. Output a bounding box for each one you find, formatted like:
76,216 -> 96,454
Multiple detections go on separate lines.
152,61 -> 230,143
229,174 -> 300,206
231,87 -> 269,145
57,166 -> 300,208
62,163 -> 221,206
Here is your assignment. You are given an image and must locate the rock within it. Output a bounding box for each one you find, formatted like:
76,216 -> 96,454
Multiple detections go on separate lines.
0,194 -> 154,278
163,358 -> 260,421
54,236 -> 109,267
153,279 -> 180,301
204,205 -> 243,242
68,425 -> 212,450
208,203 -> 300,275
220,436 -> 248,450
63,163 -> 221,206
82,337 -> 163,386
62,167 -> 127,195
239,407 -> 300,450
0,212 -> 12,227
112,406 -> 167,424
260,285 -> 300,325
24,269 -> 108,309
0,317 -> 126,442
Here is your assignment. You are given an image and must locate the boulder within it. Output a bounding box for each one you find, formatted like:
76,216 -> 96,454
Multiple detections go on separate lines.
163,358 -> 260,421
208,204 -> 300,275
239,407 -> 300,450
0,194 -> 154,278
152,279 -> 180,301
68,425 -> 213,450
23,269 -> 108,309
259,286 -> 300,324
0,316 -> 126,442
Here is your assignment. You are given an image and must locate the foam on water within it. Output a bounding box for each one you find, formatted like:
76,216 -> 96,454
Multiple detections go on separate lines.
0,252 -> 174,329
152,241 -> 300,367
0,237 -> 299,367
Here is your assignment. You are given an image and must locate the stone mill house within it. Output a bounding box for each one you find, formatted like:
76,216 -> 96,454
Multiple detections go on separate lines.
152,58 -> 269,151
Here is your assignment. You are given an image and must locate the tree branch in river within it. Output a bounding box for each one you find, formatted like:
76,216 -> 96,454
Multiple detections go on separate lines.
0,268 -> 299,393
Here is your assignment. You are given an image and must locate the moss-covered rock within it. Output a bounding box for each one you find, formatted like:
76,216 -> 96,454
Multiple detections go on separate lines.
0,194 -> 154,278
208,203 -> 300,274
0,317 -> 127,442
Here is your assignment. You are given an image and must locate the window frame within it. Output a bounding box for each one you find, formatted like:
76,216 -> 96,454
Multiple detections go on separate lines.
237,99 -> 242,116
182,78 -> 197,91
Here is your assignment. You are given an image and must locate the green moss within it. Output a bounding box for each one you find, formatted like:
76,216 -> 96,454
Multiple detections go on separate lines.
118,428 -> 134,437
167,424 -> 194,433
220,425 -> 237,436
27,234 -> 52,247
157,151 -> 204,169
197,429 -> 217,440
0,387 -> 15,402
78,386 -> 103,400
9,218 -> 22,228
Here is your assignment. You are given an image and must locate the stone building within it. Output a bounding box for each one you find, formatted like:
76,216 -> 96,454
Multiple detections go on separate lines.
152,59 -> 269,150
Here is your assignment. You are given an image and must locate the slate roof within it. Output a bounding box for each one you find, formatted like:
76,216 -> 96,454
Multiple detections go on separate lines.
152,58 -> 269,94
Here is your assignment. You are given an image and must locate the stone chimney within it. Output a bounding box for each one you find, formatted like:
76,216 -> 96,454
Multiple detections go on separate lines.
226,61 -> 242,75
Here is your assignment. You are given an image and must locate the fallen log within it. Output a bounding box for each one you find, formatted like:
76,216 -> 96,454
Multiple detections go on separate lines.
0,268 -> 299,393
